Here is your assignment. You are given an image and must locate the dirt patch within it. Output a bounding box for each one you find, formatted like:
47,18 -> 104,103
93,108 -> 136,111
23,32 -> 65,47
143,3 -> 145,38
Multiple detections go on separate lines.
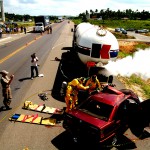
119,41 -> 138,53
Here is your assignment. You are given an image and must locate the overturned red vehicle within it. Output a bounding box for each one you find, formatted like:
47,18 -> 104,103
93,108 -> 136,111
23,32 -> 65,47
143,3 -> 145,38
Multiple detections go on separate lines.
63,85 -> 150,144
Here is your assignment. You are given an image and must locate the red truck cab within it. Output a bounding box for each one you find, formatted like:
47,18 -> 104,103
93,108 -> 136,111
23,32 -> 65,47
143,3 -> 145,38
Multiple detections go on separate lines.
63,86 -> 142,144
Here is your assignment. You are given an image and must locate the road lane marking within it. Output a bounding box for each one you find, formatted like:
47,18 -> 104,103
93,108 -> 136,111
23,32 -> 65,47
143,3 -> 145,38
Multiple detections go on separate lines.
0,35 -> 42,64
52,42 -> 64,49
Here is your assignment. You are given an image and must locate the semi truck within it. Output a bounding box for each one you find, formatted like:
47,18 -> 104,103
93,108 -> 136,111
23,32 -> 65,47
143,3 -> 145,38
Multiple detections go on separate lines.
33,16 -> 50,32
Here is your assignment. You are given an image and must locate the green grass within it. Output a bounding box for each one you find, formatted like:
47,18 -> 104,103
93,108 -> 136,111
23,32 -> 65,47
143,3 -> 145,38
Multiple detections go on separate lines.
88,19 -> 150,31
16,21 -> 34,27
128,75 -> 150,99
72,19 -> 150,31
118,51 -> 131,58
135,43 -> 150,50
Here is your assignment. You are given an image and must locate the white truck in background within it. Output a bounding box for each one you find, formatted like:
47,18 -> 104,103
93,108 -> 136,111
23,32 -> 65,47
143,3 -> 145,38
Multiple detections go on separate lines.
58,16 -> 63,22
33,16 -> 50,32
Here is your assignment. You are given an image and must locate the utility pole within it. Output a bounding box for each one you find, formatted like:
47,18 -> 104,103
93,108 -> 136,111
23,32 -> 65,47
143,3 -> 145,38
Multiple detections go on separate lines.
0,0 -> 5,22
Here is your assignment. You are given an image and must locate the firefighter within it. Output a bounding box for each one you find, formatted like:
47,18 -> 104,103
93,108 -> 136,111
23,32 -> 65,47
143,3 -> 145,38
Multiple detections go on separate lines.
65,77 -> 89,112
85,75 -> 102,95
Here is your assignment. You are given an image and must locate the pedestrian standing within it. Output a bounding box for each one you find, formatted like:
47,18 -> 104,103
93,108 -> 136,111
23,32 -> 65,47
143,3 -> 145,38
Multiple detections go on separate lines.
31,53 -> 39,80
47,26 -> 50,34
20,26 -> 23,32
50,25 -> 52,34
24,26 -> 27,34
0,70 -> 14,110
0,28 -> 2,38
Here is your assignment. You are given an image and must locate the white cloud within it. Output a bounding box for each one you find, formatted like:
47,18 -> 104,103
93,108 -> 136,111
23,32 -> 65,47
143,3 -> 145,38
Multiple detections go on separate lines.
3,0 -> 150,16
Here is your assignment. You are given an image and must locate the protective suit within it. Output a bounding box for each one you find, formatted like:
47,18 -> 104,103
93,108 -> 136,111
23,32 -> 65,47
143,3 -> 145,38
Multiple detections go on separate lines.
85,75 -> 101,94
65,77 -> 89,112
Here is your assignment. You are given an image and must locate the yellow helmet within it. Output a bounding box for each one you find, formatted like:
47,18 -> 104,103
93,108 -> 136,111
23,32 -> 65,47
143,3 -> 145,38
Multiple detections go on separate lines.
69,79 -> 79,87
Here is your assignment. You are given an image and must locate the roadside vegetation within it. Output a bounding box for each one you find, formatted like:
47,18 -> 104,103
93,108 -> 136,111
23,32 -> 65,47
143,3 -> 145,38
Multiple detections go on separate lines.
17,22 -> 34,28
73,19 -> 150,31
117,41 -> 150,99
117,75 -> 150,99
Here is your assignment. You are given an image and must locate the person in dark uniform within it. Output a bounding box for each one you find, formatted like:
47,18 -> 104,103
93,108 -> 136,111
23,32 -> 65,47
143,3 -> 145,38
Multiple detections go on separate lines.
24,26 -> 27,34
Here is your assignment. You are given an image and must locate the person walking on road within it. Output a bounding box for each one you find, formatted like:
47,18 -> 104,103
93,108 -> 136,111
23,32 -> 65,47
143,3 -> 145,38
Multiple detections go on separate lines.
31,53 -> 39,80
0,70 -> 14,110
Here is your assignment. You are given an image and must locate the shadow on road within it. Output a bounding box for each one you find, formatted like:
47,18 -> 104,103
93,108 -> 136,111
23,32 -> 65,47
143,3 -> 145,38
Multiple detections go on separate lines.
51,50 -> 87,101
18,77 -> 31,82
51,130 -> 137,150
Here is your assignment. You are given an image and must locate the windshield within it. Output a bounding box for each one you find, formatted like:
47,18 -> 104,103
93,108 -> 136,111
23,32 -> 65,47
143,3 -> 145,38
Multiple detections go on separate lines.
79,99 -> 113,121
36,23 -> 43,26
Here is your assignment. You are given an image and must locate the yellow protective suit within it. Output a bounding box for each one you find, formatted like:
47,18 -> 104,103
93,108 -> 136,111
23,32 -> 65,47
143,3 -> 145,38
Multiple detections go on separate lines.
85,75 -> 101,94
65,77 -> 89,112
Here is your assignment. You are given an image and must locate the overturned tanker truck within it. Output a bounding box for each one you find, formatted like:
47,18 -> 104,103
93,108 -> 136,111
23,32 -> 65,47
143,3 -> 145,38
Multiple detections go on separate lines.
70,22 -> 120,84
56,23 -> 118,99
72,22 -> 119,67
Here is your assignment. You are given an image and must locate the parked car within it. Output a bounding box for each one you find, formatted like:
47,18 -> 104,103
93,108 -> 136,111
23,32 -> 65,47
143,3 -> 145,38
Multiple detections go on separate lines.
115,27 -> 127,34
115,28 -> 121,32
135,29 -> 149,33
63,85 -> 150,145
122,30 -> 127,34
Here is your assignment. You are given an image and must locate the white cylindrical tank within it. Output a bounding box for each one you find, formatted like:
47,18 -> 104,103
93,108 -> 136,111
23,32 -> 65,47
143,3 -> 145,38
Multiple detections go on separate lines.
74,23 -> 119,66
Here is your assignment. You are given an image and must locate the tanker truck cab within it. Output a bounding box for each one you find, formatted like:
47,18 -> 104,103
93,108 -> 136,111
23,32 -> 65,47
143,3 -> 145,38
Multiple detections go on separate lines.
72,23 -> 119,67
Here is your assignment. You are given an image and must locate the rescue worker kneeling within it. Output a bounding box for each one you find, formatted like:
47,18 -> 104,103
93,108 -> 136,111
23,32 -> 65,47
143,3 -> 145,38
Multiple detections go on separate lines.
85,75 -> 102,95
65,77 -> 89,112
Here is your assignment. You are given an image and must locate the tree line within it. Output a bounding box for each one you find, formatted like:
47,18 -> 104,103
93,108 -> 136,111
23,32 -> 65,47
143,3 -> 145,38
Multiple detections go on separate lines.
78,8 -> 150,20
3,8 -> 150,22
4,13 -> 59,22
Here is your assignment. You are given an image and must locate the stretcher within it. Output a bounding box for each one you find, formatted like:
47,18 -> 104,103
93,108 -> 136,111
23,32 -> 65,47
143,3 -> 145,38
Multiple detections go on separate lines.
9,113 -> 56,126
22,101 -> 63,114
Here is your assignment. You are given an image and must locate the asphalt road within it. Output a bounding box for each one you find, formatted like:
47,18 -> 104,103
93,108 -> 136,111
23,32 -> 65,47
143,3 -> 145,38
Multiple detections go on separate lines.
0,21 -> 72,150
108,28 -> 150,43
0,21 -> 149,150
125,31 -> 150,42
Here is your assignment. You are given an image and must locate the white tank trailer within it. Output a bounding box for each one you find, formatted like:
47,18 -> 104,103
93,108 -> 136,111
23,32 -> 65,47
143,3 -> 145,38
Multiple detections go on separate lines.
72,23 -> 119,66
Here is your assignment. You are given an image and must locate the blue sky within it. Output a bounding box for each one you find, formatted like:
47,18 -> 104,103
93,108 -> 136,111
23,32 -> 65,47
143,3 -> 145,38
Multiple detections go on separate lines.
3,0 -> 150,16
